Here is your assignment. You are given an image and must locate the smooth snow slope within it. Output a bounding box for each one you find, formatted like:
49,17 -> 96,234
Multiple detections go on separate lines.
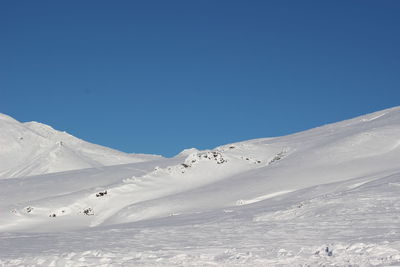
0,107 -> 400,266
0,114 -> 161,178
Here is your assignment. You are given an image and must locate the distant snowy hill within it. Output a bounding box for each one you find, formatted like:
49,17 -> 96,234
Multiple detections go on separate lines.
0,107 -> 400,266
0,113 -> 162,178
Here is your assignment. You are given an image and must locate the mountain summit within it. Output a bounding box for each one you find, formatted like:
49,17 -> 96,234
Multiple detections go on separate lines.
0,114 -> 161,178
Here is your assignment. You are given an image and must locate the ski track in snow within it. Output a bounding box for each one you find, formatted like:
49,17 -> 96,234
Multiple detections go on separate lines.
1,106 -> 400,266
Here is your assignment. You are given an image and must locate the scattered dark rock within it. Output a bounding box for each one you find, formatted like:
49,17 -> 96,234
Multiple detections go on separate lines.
269,151 -> 286,164
83,208 -> 94,216
96,190 -> 108,197
325,246 -> 333,256
185,151 -> 227,167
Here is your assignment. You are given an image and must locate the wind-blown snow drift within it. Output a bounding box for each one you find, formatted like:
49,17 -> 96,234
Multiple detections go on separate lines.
0,107 -> 400,266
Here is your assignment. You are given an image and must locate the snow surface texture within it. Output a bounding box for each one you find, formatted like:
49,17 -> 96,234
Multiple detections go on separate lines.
1,107 -> 400,266
0,114 -> 162,178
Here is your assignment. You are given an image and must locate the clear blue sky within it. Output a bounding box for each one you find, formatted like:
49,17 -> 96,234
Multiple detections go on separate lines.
1,1 -> 400,156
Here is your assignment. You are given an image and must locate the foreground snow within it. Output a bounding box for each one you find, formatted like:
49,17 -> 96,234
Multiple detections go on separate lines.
1,172 -> 399,266
1,107 -> 400,266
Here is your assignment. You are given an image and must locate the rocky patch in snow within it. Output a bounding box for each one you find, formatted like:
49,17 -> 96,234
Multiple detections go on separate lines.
95,190 -> 108,197
268,151 -> 287,164
184,151 -> 228,166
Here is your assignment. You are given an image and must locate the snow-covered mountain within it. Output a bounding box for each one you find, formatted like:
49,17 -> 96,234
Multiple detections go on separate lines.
1,107 -> 400,266
0,113 -> 162,178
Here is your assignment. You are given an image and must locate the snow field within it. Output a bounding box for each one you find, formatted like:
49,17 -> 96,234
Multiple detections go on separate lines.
1,106 -> 400,265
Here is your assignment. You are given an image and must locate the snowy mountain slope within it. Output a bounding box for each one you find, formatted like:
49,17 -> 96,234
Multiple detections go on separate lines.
2,106 -> 399,231
0,106 -> 400,266
0,114 -> 162,178
1,170 -> 399,266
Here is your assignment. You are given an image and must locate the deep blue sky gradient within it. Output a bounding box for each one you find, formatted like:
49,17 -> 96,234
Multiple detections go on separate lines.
1,1 -> 400,156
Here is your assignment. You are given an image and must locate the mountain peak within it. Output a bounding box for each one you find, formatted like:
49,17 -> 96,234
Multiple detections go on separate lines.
0,113 -> 19,123
0,115 -> 162,179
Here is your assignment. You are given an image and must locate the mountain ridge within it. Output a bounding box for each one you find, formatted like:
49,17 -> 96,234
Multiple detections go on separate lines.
0,114 -> 162,179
